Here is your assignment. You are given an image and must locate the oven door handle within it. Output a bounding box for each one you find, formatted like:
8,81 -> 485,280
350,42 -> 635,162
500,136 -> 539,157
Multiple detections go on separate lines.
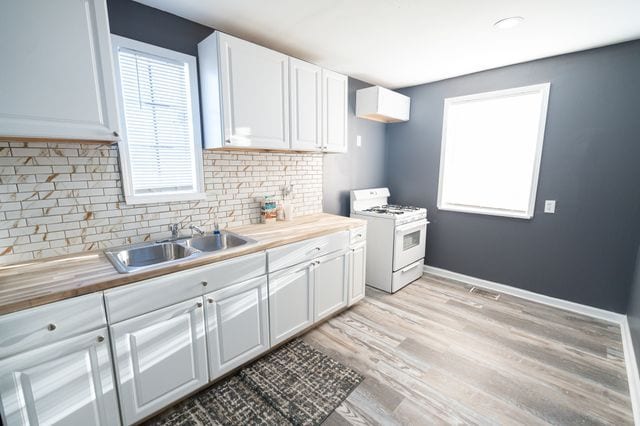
395,219 -> 429,234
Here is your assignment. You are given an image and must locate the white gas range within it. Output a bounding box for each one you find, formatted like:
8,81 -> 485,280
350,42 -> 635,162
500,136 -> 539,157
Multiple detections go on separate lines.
350,188 -> 429,293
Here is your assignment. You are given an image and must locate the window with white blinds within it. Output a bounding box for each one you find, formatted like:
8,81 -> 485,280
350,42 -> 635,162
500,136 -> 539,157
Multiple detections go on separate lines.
111,35 -> 204,204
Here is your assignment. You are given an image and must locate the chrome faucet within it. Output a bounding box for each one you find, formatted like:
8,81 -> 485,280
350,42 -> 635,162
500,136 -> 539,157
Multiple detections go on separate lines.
189,224 -> 206,237
168,223 -> 180,240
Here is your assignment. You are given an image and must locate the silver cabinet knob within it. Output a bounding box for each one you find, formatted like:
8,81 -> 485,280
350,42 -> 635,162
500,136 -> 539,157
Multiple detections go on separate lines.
201,281 -> 208,287
97,335 -> 105,343
196,302 -> 203,308
47,323 -> 56,331
207,298 -> 214,304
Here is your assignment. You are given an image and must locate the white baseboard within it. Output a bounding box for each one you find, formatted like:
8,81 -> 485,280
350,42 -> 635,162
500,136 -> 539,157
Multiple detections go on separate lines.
621,317 -> 640,424
423,265 -> 624,323
422,264 -> 639,422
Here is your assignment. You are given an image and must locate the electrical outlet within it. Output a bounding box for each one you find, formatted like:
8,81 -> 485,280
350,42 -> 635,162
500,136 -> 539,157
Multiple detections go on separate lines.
544,200 -> 556,213
356,135 -> 362,147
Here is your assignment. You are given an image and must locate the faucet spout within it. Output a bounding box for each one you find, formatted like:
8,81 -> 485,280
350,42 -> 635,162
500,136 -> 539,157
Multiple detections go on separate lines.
189,224 -> 206,236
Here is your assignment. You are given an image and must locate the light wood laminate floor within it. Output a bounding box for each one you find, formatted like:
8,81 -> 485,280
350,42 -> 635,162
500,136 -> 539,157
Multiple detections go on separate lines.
303,274 -> 634,425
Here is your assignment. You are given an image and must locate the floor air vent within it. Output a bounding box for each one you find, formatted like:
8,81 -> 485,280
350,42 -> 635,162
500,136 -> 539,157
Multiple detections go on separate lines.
469,286 -> 501,301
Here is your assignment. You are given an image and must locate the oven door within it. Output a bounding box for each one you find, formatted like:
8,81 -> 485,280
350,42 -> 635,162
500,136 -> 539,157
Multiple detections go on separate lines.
393,219 -> 428,271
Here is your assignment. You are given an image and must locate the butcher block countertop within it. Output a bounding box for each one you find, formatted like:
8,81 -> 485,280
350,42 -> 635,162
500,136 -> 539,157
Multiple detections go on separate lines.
0,213 -> 366,315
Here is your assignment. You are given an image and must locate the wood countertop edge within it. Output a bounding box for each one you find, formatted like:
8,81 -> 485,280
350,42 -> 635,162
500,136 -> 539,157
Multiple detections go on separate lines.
0,214 -> 366,316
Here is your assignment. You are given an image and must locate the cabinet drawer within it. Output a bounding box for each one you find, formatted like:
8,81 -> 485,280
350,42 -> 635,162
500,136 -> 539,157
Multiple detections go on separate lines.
267,231 -> 349,272
350,226 -> 367,246
0,293 -> 106,358
105,252 -> 266,323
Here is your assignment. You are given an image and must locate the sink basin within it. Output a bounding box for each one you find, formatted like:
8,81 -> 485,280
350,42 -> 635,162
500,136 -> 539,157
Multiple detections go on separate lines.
105,242 -> 197,273
183,233 -> 251,252
104,231 -> 257,273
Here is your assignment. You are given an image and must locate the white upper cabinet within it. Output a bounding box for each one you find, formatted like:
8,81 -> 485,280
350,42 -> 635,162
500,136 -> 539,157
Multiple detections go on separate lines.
199,32 -> 290,150
199,32 -> 348,153
0,0 -> 119,142
322,69 -> 349,153
290,58 -> 322,151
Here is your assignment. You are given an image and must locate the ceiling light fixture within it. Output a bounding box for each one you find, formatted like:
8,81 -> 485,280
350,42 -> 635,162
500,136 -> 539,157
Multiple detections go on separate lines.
494,16 -> 524,30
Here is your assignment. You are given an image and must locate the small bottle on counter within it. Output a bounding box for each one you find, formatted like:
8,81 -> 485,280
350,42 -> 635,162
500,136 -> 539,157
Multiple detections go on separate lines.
283,203 -> 293,221
260,195 -> 277,224
276,203 -> 285,221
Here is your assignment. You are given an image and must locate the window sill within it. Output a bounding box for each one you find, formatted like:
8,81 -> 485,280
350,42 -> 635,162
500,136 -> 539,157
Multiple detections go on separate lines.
124,192 -> 207,206
437,203 -> 533,220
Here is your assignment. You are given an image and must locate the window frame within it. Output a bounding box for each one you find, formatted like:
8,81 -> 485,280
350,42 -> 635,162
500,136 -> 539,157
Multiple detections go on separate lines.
436,83 -> 551,219
111,35 -> 205,205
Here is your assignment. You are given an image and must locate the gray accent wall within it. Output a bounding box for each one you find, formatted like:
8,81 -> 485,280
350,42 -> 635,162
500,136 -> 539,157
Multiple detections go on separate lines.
386,40 -> 640,313
107,0 -> 213,56
323,78 -> 388,216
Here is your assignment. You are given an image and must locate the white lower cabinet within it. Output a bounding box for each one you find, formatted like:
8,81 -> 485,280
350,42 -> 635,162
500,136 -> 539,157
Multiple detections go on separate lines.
0,327 -> 119,426
348,242 -> 367,306
268,262 -> 315,346
110,297 -> 208,425
314,251 -> 349,321
205,276 -> 270,380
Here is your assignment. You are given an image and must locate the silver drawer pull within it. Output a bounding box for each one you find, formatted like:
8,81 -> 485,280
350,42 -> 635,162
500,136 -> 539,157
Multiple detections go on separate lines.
208,298 -> 214,304
196,302 -> 203,308
315,247 -> 321,251
47,323 -> 56,331
97,336 -> 105,343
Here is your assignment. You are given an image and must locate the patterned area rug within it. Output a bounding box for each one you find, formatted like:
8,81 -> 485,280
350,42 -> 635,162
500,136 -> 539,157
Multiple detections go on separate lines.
145,339 -> 363,426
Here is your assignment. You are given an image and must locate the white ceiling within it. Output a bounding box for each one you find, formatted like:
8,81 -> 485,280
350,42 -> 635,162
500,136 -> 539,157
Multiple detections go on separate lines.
134,0 -> 640,89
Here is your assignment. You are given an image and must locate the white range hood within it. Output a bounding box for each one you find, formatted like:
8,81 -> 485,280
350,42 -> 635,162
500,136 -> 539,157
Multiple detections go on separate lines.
356,86 -> 410,123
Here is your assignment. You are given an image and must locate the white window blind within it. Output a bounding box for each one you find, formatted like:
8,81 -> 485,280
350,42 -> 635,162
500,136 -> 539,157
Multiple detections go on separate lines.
437,83 -> 550,219
111,35 -> 204,204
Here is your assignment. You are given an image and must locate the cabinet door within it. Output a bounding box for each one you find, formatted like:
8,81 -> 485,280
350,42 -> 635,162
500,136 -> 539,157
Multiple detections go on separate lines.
0,0 -> 119,142
268,262 -> 315,345
314,251 -> 349,321
110,297 -> 207,425
322,69 -> 348,153
0,328 -> 119,426
290,58 -> 321,151
218,33 -> 289,149
205,276 -> 269,380
348,243 -> 367,306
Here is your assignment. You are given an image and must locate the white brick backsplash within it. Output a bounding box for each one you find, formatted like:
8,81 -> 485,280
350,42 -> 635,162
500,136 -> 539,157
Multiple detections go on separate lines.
0,142 -> 323,264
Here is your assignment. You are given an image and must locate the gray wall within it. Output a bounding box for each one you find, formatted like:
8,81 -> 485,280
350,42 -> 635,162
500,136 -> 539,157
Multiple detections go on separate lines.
323,78 -> 388,216
628,245 -> 640,370
107,0 -> 213,56
386,40 -> 640,313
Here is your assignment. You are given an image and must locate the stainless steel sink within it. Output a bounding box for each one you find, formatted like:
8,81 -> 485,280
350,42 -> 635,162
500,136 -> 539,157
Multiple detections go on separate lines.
182,233 -> 250,252
104,231 -> 256,273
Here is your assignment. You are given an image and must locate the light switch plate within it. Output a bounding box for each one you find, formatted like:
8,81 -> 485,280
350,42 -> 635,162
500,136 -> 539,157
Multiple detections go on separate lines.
544,200 -> 556,213
356,135 -> 362,147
